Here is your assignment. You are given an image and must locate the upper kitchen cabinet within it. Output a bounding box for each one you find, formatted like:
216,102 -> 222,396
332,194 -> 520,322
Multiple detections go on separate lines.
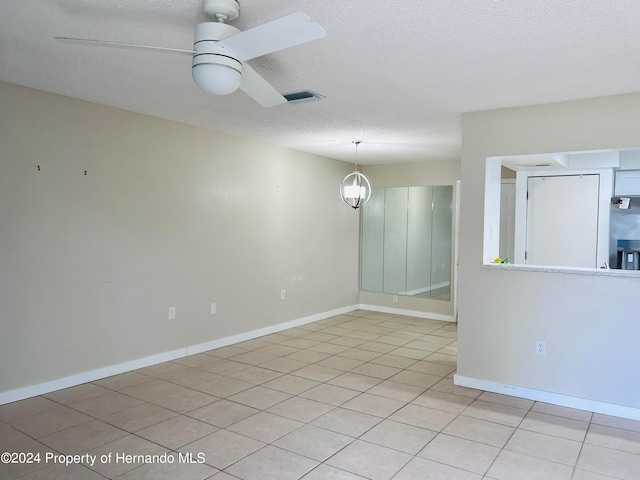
614,170 -> 640,196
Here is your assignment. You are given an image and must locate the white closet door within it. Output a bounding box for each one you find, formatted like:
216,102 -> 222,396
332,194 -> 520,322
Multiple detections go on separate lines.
526,174 -> 599,268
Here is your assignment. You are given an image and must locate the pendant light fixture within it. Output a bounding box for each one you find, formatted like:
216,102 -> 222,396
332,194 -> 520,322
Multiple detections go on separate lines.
340,141 -> 372,209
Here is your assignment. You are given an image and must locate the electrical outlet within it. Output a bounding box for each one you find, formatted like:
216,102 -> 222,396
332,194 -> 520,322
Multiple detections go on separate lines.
280,289 -> 286,300
210,303 -> 217,315
393,295 -> 398,303
168,306 -> 176,321
535,340 -> 546,356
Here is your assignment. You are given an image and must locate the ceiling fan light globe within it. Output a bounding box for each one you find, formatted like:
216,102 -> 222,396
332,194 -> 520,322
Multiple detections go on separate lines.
192,63 -> 242,95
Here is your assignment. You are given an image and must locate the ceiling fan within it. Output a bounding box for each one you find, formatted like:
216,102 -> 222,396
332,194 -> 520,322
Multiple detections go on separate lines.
55,0 -> 327,107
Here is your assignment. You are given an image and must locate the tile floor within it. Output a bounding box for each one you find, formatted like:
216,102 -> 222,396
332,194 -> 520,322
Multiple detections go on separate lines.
1,310 -> 640,479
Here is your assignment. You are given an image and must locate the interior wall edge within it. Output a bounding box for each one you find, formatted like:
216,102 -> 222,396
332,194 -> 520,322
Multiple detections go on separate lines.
454,374 -> 640,422
0,304 -> 361,406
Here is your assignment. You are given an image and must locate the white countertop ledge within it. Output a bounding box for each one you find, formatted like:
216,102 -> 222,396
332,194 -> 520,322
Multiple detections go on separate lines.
482,263 -> 640,278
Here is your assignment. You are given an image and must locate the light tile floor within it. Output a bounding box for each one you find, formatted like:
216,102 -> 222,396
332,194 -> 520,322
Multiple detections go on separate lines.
1,310 -> 640,479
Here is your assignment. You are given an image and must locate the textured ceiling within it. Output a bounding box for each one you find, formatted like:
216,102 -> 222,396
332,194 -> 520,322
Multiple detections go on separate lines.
2,0 -> 640,164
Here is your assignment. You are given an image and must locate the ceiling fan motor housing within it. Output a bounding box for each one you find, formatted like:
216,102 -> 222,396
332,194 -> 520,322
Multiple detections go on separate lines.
192,22 -> 242,95
202,0 -> 240,22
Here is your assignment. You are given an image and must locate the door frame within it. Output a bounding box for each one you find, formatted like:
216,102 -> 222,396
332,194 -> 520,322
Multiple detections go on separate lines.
454,180 -> 461,322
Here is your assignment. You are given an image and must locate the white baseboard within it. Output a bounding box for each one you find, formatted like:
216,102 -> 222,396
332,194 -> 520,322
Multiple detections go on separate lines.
359,304 -> 455,323
0,348 -> 187,407
454,374 -> 640,422
187,305 -> 359,355
0,305 -> 359,406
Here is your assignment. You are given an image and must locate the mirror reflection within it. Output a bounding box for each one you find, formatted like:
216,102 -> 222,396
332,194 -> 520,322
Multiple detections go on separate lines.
361,186 -> 453,300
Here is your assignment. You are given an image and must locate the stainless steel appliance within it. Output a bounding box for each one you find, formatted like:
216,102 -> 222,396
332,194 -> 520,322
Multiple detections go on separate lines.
610,197 -> 640,269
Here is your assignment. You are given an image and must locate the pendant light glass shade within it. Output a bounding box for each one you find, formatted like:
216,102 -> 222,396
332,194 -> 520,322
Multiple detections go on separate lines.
341,169 -> 372,209
340,141 -> 372,209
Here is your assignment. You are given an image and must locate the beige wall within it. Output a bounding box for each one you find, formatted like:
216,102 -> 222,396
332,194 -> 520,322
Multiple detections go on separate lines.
0,82 -> 359,394
501,166 -> 516,179
363,160 -> 461,188
360,160 -> 461,317
458,93 -> 640,411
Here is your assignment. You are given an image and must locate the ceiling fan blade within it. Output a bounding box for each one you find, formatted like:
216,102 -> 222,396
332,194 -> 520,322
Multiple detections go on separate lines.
55,37 -> 194,55
240,64 -> 286,107
218,12 -> 326,61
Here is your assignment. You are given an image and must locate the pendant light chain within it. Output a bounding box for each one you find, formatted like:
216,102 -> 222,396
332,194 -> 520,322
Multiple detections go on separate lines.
353,140 -> 361,170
